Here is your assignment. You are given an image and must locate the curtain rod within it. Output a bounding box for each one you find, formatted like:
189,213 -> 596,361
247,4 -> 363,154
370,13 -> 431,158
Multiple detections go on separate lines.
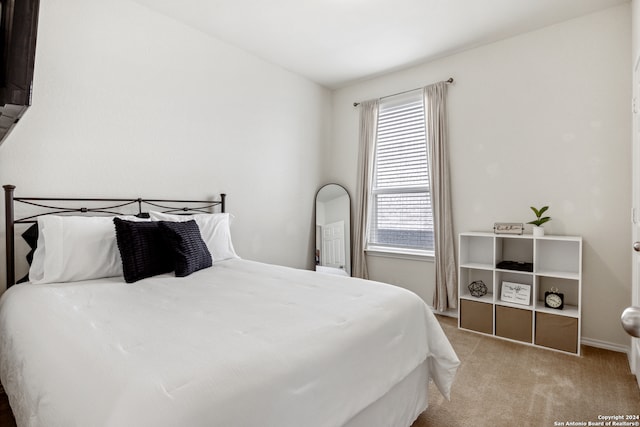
352,77 -> 454,107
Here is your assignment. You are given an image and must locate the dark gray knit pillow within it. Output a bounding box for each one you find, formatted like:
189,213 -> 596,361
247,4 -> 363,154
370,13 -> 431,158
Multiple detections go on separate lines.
159,220 -> 212,277
113,218 -> 174,283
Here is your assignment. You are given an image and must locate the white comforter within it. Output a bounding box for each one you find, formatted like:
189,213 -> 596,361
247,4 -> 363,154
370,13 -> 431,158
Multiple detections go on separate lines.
0,259 -> 459,427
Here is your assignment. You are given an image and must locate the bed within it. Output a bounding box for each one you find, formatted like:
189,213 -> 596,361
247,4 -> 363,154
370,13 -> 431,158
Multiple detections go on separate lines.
0,185 -> 459,427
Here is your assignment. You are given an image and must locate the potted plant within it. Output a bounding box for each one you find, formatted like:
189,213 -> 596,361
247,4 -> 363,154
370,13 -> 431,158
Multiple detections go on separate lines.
528,206 -> 550,237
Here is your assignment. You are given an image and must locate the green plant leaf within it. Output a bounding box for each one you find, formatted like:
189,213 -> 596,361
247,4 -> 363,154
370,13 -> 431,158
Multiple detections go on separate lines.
538,216 -> 551,225
530,205 -> 550,221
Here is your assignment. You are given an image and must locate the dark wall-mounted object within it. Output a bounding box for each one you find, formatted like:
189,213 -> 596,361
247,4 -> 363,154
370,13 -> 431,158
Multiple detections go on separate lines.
0,0 -> 40,145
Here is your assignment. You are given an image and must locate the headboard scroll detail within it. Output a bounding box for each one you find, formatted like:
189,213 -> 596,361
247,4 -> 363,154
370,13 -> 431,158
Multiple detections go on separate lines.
3,185 -> 226,288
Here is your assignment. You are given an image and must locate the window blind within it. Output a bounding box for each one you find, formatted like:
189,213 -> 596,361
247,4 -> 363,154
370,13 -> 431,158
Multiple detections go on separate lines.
369,91 -> 434,251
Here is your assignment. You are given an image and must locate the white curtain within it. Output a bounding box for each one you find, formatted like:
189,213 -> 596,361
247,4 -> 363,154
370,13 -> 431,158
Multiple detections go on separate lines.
352,100 -> 379,279
424,82 -> 457,311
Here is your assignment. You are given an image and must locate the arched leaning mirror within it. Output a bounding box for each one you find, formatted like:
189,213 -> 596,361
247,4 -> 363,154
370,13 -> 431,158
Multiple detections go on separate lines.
315,184 -> 351,276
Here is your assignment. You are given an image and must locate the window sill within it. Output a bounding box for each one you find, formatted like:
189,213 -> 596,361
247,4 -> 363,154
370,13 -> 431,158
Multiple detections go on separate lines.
365,246 -> 434,262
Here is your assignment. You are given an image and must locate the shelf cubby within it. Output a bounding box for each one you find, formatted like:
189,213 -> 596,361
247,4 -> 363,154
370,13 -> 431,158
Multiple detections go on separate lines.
495,305 -> 533,343
459,267 -> 494,301
459,234 -> 494,268
460,299 -> 493,335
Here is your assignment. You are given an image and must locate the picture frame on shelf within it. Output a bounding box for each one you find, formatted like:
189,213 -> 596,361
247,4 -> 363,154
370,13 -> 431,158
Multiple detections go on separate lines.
500,281 -> 531,305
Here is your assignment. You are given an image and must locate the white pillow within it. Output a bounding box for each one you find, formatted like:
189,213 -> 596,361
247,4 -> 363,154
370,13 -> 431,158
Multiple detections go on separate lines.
29,215 -> 145,284
148,211 -> 239,262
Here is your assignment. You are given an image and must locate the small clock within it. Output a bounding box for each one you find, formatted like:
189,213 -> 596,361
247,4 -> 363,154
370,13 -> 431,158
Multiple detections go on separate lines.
544,287 -> 564,310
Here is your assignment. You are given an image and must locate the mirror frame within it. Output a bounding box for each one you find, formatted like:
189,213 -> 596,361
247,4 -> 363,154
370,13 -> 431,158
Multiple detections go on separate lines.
315,183 -> 351,276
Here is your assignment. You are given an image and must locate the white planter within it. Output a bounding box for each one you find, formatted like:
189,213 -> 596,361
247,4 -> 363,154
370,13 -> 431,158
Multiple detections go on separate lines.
532,226 -> 545,237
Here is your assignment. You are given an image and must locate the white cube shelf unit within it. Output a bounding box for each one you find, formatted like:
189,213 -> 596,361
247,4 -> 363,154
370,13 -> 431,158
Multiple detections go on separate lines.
458,232 -> 582,355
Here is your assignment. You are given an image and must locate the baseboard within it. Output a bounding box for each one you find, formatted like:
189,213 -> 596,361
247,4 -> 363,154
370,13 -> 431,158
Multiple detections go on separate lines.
576,337 -> 629,354
430,307 -> 457,318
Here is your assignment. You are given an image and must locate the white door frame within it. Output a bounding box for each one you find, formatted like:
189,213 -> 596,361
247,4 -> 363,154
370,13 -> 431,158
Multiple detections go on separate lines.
630,53 -> 640,387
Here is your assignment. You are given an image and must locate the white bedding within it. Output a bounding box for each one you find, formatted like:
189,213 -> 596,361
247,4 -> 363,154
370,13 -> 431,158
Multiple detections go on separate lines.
0,259 -> 459,427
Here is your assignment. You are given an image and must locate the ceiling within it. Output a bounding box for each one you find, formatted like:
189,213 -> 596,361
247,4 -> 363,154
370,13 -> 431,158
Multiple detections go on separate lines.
131,0 -> 628,89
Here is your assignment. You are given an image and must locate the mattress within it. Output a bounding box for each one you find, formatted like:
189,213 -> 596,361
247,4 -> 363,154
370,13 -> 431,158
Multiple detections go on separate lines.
0,259 -> 459,427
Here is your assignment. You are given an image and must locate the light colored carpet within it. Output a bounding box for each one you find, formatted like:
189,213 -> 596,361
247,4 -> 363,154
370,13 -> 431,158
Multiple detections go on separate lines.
412,315 -> 640,427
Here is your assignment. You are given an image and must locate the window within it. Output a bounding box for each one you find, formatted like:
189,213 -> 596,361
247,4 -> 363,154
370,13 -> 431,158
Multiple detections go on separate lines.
368,90 -> 433,254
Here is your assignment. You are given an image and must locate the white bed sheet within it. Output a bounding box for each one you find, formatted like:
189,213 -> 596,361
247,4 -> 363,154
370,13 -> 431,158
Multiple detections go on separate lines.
0,259 -> 459,427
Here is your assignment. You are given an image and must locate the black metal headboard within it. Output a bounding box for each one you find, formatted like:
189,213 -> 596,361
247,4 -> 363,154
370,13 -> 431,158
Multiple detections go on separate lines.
3,185 -> 226,288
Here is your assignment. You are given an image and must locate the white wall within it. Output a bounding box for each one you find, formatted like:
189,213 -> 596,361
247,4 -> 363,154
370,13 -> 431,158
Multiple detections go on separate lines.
0,0 -> 331,288
330,5 -> 632,347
